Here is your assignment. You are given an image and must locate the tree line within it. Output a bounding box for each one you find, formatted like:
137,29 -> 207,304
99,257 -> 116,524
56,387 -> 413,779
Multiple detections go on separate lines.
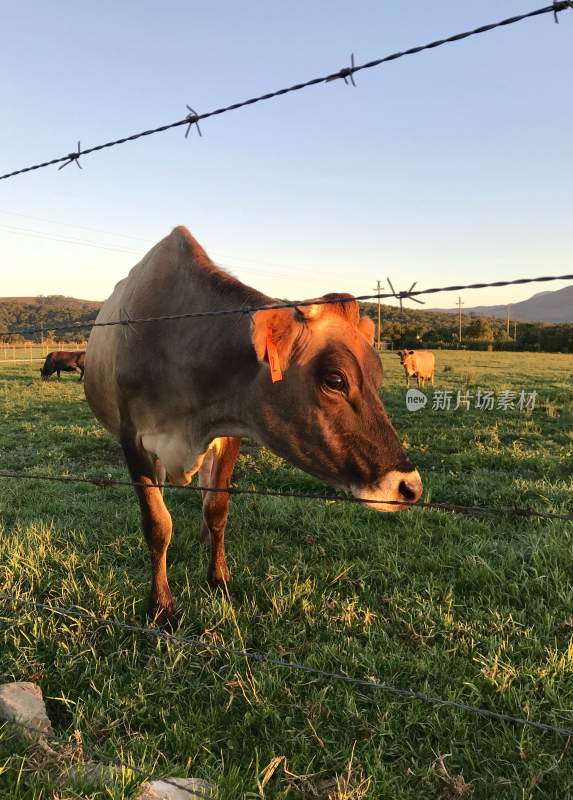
361,303 -> 573,353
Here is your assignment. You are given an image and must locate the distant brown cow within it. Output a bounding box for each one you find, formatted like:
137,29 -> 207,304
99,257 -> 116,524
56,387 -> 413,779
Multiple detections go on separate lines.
398,350 -> 435,389
40,351 -> 85,381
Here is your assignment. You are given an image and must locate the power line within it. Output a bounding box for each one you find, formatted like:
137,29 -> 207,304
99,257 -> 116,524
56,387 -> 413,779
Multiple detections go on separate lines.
0,209 -> 151,242
0,3 -> 571,182
0,211 -> 353,282
7,272 -> 573,338
0,224 -> 143,256
2,593 -> 572,738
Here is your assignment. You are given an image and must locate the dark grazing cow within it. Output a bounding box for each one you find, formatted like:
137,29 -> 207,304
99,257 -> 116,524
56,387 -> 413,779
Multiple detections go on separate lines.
85,227 -> 423,626
40,351 -> 85,381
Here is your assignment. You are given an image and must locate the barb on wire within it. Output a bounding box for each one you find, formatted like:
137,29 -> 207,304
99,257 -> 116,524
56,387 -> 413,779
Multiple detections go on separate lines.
554,0 -> 573,20
387,278 -> 426,312
184,106 -> 202,138
57,141 -> 82,171
1,3 -> 571,181
7,271 -> 573,339
2,593 -> 573,738
326,52 -> 357,86
0,470 -> 571,521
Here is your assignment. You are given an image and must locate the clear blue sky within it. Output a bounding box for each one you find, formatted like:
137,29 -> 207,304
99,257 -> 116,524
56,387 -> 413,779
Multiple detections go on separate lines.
1,1 -> 572,308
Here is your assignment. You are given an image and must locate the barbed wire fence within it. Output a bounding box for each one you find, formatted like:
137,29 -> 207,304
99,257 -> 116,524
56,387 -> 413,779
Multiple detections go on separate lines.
0,2 -> 572,182
3,273 -> 573,523
6,272 -> 573,339
0,470 -> 571,522
2,594 -> 573,740
2,1 -> 573,792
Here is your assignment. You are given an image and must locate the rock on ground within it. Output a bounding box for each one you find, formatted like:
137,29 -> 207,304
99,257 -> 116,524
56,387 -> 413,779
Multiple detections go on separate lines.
0,681 -> 53,736
136,777 -> 214,799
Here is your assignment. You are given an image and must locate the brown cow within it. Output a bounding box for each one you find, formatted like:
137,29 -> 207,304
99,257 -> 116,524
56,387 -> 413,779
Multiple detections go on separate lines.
398,350 -> 435,389
40,351 -> 85,381
85,227 -> 422,626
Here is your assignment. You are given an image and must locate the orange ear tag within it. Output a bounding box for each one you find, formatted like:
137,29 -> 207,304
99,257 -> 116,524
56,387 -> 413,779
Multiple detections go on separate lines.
265,326 -> 283,383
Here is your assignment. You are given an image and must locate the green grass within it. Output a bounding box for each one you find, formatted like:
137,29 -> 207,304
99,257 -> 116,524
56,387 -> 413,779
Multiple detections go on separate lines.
1,351 -> 572,799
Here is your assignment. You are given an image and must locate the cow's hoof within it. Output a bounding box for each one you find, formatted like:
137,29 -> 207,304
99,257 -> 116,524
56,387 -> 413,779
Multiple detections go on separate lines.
208,577 -> 232,602
146,603 -> 179,632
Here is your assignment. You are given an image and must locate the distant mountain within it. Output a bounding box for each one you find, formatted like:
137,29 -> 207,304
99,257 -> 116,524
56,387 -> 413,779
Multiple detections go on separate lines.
430,285 -> 573,324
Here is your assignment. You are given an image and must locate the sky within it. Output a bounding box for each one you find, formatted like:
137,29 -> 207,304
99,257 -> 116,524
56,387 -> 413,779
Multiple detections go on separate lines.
1,1 -> 572,310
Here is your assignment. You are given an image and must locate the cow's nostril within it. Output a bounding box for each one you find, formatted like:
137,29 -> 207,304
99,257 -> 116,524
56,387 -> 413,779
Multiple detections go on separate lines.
398,477 -> 423,503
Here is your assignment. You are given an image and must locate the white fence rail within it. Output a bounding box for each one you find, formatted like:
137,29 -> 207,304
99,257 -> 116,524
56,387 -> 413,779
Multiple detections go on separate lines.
0,341 -> 87,364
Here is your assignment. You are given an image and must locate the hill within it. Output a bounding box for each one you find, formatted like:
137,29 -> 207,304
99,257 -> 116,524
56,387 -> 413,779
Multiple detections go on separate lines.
430,285 -> 573,323
0,295 -> 100,307
0,295 -> 102,340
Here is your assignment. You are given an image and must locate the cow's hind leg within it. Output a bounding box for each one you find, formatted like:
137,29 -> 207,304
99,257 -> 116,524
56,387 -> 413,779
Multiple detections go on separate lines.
121,436 -> 175,627
198,437 -> 241,596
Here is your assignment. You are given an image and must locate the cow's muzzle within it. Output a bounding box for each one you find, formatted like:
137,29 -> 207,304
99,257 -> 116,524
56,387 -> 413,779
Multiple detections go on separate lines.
351,469 -> 423,512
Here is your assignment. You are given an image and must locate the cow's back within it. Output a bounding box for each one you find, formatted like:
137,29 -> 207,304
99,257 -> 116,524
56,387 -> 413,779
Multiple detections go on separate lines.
84,228 -> 264,444
413,351 -> 435,378
85,230 -> 194,437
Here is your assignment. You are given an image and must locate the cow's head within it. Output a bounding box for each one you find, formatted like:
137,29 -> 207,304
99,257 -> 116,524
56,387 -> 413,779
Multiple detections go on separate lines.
250,294 -> 422,511
40,356 -> 55,380
398,349 -> 416,369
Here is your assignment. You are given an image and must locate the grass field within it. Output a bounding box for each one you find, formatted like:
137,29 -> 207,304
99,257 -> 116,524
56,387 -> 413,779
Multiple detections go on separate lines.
1,350 -> 572,799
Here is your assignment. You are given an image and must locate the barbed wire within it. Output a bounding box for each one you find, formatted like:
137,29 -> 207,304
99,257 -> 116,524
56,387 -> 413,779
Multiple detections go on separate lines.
2,593 -> 572,738
7,272 -> 573,338
0,470 -> 571,522
1,3 -> 572,182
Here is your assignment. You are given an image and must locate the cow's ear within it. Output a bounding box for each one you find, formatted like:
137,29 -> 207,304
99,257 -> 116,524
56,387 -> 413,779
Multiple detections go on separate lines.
357,316 -> 375,345
251,307 -> 296,366
294,303 -> 322,321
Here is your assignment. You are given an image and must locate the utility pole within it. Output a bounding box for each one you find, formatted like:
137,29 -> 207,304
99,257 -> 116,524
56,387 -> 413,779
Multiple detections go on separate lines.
506,305 -> 511,338
457,297 -> 464,342
514,320 -> 517,342
373,279 -> 382,351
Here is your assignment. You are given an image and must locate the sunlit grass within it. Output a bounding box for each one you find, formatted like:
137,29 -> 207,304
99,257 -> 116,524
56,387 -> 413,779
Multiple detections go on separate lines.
0,351 -> 572,798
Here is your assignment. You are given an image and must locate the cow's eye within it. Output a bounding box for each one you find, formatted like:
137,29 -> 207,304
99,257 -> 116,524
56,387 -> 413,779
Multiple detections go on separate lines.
322,372 -> 346,392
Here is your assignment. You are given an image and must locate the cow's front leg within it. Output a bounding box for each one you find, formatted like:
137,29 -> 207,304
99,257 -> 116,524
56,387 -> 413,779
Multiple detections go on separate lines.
121,437 -> 175,627
78,367 -> 84,382
198,437 -> 241,596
